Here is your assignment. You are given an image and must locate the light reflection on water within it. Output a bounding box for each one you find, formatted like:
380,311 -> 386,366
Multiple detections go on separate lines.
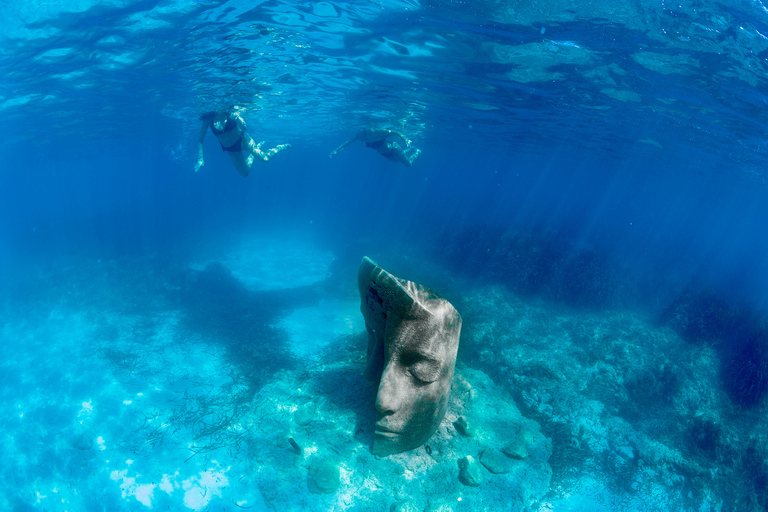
2,0 -> 768,178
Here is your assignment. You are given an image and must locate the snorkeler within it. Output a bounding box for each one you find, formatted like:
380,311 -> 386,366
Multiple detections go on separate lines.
195,108 -> 290,177
329,127 -> 421,167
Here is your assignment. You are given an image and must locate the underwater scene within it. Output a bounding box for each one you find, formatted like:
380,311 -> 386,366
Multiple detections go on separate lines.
4,0 -> 768,510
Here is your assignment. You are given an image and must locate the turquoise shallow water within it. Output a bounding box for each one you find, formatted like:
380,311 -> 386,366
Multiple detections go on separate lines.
3,244 -> 761,511
3,1 -> 768,511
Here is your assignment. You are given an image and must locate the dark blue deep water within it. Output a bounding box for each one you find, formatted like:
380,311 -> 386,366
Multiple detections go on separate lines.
3,1 -> 768,511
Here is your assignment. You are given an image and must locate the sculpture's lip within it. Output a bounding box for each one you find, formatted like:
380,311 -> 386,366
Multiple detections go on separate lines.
374,424 -> 401,436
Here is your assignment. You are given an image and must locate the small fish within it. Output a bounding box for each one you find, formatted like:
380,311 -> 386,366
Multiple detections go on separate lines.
425,445 -> 432,455
288,437 -> 302,454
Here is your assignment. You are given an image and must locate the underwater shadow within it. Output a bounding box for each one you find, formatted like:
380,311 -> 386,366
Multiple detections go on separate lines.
171,261 -> 328,390
312,332 -> 378,448
656,285 -> 768,409
430,224 -> 637,310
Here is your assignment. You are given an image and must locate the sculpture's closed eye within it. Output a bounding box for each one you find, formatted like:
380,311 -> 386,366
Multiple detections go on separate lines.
409,359 -> 442,384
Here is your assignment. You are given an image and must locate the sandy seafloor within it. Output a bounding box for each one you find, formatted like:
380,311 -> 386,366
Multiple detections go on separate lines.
1,234 -> 765,511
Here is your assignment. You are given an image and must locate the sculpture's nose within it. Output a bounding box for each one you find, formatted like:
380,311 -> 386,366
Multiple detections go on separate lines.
375,366 -> 403,416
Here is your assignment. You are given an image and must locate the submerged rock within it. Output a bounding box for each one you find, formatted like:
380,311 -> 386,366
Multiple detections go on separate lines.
480,448 -> 513,474
458,455 -> 483,486
453,415 -> 474,437
307,458 -> 340,494
503,428 -> 531,460
391,500 -> 420,512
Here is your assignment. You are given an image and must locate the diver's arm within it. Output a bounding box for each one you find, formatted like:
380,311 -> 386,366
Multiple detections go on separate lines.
232,111 -> 248,133
195,120 -> 209,172
329,131 -> 362,158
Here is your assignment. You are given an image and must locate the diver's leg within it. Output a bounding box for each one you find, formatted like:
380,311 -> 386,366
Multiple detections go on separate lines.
242,135 -> 268,163
388,145 -> 413,167
262,143 -> 291,161
244,135 -> 290,162
407,148 -> 422,166
227,152 -> 251,177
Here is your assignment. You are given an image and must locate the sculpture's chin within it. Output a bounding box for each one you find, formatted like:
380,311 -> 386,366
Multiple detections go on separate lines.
372,434 -> 406,457
372,430 -> 427,456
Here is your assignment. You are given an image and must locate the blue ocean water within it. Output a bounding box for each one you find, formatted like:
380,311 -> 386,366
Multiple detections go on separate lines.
3,0 -> 768,510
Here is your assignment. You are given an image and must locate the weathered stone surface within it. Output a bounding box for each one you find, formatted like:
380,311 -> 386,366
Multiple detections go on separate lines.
307,458 -> 340,494
458,455 -> 483,486
358,256 -> 462,457
453,415 -> 474,437
503,428 -> 531,459
480,448 -> 513,474
295,402 -> 316,426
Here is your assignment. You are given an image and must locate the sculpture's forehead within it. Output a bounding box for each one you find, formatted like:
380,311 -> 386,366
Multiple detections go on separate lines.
387,319 -> 457,360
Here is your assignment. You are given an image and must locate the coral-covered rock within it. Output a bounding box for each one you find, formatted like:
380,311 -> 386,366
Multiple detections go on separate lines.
307,458 -> 340,494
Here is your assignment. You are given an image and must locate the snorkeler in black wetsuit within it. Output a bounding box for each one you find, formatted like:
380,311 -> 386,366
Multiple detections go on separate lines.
195,108 -> 290,177
330,127 -> 421,167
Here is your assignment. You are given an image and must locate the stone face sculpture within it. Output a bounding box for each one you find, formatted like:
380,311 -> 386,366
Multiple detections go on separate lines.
358,256 -> 462,456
